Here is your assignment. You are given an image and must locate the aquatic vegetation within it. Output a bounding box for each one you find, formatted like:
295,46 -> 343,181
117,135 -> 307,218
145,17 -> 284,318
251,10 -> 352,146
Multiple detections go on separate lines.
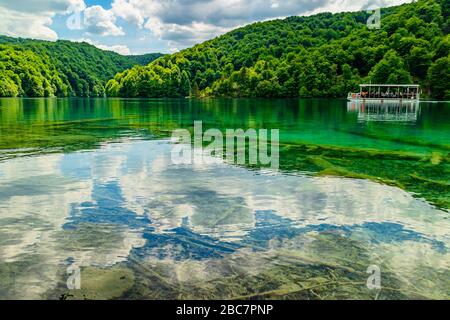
336,128 -> 450,152
57,266 -> 134,300
278,143 -> 450,210
70,233 -> 448,300
0,98 -> 449,300
1,97 -> 449,210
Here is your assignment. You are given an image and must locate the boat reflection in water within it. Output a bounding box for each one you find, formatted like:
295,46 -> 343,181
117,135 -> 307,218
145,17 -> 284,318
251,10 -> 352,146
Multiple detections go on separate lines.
347,100 -> 420,123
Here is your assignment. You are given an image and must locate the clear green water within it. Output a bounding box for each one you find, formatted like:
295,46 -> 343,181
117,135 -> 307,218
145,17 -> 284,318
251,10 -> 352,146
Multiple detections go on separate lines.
0,98 -> 449,300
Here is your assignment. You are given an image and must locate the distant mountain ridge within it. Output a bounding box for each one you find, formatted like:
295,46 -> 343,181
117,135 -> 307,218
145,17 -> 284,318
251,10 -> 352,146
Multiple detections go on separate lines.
0,35 -> 163,97
106,0 -> 449,99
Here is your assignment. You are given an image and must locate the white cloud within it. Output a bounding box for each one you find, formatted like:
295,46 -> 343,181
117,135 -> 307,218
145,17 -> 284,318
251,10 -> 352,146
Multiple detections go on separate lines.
75,38 -> 131,55
0,1 -> 125,40
84,5 -> 124,36
0,0 -> 85,40
111,0 -> 145,28
0,9 -> 57,40
97,44 -> 131,55
0,0 -> 85,14
145,18 -> 231,50
115,0 -> 414,50
0,0 -> 415,49
305,0 -> 412,15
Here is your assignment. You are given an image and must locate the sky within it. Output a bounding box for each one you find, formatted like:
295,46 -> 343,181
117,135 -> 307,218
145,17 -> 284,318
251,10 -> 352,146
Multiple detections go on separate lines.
0,0 -> 413,55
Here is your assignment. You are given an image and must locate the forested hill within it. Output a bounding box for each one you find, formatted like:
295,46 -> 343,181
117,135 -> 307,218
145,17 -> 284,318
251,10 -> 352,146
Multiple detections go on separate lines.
107,0 -> 449,99
0,35 -> 163,97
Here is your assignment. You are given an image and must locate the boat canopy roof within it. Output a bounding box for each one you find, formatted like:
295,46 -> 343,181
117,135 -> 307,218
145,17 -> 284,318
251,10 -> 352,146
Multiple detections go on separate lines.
359,84 -> 420,87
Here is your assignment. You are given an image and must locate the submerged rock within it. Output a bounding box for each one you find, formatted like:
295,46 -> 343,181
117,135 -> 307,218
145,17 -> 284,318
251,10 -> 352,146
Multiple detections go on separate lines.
62,266 -> 134,300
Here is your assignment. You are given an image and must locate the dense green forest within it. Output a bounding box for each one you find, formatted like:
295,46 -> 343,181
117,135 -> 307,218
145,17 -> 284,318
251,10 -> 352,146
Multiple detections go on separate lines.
107,0 -> 449,99
0,36 -> 163,97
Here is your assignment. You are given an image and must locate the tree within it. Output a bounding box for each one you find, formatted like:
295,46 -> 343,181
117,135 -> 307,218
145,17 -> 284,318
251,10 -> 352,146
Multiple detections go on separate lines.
407,46 -> 432,78
180,70 -> 191,97
428,56 -> 450,99
95,0 -> 443,99
369,50 -> 412,84
0,36 -> 162,97
191,82 -> 200,97
0,74 -> 19,97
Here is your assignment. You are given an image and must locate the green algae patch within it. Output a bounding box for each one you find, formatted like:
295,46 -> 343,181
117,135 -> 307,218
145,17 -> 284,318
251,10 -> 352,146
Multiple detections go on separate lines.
306,155 -> 335,169
284,143 -> 425,161
317,168 -> 403,188
336,128 -> 450,152
306,155 -> 404,188
62,266 -> 134,300
430,152 -> 444,165
279,143 -> 450,210
410,174 -> 450,188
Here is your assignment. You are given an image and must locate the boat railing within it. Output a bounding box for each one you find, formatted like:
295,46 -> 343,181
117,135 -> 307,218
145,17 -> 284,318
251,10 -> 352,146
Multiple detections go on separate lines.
348,84 -> 421,101
348,92 -> 420,101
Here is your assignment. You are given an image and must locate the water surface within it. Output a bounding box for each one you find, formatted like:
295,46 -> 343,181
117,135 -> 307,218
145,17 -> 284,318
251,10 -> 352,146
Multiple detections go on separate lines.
0,98 -> 449,300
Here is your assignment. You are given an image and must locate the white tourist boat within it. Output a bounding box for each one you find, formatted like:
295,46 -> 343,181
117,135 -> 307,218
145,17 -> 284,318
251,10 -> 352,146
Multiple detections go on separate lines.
347,84 -> 421,102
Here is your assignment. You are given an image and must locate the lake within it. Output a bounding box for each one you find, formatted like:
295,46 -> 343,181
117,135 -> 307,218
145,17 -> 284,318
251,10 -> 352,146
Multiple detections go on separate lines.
0,98 -> 449,299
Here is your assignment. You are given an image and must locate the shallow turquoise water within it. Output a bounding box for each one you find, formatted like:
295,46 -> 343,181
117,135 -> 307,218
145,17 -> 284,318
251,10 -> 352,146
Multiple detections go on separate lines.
0,98 -> 449,299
